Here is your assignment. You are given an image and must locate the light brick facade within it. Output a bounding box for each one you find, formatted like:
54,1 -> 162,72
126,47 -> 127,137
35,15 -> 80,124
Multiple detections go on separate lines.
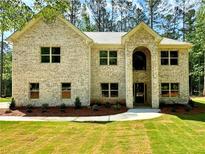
8,17 -> 191,108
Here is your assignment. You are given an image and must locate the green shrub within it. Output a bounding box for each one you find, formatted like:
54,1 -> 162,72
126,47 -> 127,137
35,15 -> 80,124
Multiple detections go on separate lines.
159,100 -> 166,109
105,102 -> 111,108
42,103 -> 49,112
26,104 -> 33,113
113,102 -> 121,110
9,98 -> 16,110
74,97 -> 81,109
92,104 -> 100,111
60,103 -> 66,112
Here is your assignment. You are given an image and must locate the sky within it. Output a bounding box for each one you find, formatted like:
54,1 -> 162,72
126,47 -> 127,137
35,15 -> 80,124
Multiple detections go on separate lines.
5,0 -> 201,39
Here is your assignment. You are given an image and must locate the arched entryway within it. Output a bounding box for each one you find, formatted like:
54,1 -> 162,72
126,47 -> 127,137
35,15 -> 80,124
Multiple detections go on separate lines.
133,47 -> 151,106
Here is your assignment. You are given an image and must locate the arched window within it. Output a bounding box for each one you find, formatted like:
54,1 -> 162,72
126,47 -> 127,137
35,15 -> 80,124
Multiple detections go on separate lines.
133,51 -> 146,70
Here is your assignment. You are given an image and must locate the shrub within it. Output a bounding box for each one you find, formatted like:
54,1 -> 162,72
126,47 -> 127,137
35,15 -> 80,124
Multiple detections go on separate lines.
105,102 -> 111,108
113,102 -> 121,110
42,103 -> 49,112
60,103 -> 66,112
92,104 -> 100,111
185,104 -> 192,112
26,104 -> 33,113
159,100 -> 166,109
9,98 -> 16,110
74,97 -> 81,109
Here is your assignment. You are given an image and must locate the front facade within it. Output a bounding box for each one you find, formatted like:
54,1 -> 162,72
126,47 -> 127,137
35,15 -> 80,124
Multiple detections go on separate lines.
7,16 -> 192,108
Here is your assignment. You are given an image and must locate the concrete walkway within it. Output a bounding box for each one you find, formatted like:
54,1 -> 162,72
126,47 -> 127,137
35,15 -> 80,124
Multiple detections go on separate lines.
0,109 -> 162,122
0,102 -> 10,109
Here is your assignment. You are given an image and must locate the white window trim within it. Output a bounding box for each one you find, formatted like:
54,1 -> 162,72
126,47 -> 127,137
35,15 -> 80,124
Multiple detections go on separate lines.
41,47 -> 61,63
101,83 -> 119,98
161,51 -> 178,65
161,83 -> 179,97
100,50 -> 117,65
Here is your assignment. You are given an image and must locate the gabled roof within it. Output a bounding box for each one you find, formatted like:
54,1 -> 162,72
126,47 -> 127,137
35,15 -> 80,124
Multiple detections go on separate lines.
121,22 -> 162,44
84,32 -> 126,44
6,15 -> 93,43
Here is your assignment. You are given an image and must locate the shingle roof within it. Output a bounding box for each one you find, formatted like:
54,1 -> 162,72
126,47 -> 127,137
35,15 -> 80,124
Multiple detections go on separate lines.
84,32 -> 126,44
160,37 -> 192,46
84,32 -> 192,46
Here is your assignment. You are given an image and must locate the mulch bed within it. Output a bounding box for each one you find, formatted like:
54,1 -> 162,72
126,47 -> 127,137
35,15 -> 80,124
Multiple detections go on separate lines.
160,104 -> 205,115
0,106 -> 128,117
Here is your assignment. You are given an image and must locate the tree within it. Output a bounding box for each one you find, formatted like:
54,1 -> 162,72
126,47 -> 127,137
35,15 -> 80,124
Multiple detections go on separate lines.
69,0 -> 81,25
145,0 -> 161,29
189,4 -> 205,95
80,3 -> 95,31
86,0 -> 108,32
0,0 -> 33,97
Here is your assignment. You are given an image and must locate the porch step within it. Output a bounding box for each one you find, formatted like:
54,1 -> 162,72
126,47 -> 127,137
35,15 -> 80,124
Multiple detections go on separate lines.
128,108 -> 160,113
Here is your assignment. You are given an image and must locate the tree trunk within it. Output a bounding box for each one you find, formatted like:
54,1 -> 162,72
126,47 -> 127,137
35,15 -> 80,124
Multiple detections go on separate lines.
150,6 -> 153,29
0,31 -> 3,97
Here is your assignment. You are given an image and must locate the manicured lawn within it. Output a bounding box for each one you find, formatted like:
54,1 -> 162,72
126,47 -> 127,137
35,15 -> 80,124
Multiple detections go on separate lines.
0,97 -> 205,153
192,97 -> 205,104
0,115 -> 205,153
0,97 -> 11,102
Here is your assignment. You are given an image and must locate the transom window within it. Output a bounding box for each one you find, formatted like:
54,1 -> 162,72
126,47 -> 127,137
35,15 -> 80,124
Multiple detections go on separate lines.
30,83 -> 39,99
62,83 -> 71,99
41,47 -> 61,63
100,51 -> 117,65
101,83 -> 118,97
161,51 -> 178,65
161,83 -> 179,97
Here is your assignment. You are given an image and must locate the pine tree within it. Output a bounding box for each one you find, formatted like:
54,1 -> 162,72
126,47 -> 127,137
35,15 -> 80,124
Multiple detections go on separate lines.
145,0 -> 162,29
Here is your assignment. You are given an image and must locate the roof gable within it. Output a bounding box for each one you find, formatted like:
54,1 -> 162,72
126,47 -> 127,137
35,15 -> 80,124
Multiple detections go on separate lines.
122,22 -> 162,44
6,15 -> 93,44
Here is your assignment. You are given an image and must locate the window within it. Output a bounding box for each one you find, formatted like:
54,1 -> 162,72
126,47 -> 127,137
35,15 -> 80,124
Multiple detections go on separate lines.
100,50 -> 117,65
41,47 -> 60,63
161,83 -> 179,97
161,51 -> 178,65
100,51 -> 108,65
41,47 -> 50,63
109,51 -> 117,65
30,83 -> 39,99
110,83 -> 118,97
62,83 -> 71,99
133,51 -> 146,70
101,83 -> 118,97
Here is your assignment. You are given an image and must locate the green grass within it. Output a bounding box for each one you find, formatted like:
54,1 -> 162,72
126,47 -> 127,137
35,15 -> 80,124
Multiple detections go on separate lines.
0,97 -> 11,102
192,97 -> 205,104
0,98 -> 205,153
0,115 -> 205,153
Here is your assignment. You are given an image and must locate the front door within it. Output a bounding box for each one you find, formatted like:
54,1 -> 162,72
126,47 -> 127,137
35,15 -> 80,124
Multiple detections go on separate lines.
134,83 -> 145,104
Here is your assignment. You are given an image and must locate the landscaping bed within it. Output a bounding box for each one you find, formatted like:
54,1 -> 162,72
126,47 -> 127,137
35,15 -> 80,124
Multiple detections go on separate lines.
0,105 -> 127,117
160,102 -> 205,115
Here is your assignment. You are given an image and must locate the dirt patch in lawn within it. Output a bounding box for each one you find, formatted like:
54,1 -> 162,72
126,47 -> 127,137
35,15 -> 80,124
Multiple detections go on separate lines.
0,106 -> 128,117
160,103 -> 205,115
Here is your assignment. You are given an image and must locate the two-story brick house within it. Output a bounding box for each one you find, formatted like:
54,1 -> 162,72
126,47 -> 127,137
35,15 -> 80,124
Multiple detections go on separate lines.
7,15 -> 192,108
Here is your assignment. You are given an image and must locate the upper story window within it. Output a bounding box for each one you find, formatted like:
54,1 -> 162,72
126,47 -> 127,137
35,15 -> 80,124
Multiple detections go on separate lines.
99,50 -> 117,65
161,51 -> 178,65
41,47 -> 61,63
30,83 -> 39,99
161,83 -> 179,97
133,51 -> 146,70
